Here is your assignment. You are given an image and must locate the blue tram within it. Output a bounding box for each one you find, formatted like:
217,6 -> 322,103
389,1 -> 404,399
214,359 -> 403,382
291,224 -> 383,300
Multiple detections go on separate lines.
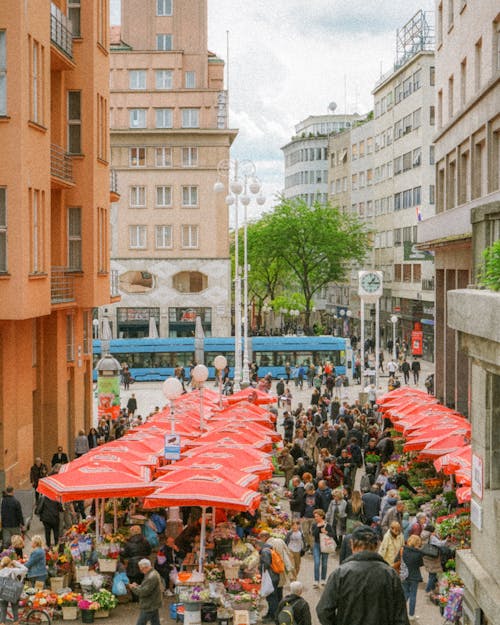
92,335 -> 349,381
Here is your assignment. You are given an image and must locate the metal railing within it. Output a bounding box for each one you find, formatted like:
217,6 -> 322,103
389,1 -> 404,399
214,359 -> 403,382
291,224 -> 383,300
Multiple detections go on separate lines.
50,143 -> 73,182
422,278 -> 435,291
110,169 -> 118,194
50,3 -> 73,59
110,269 -> 120,298
51,267 -> 75,303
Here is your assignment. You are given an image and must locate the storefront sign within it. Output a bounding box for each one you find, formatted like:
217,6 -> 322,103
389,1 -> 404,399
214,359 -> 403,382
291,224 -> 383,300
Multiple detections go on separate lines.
403,242 -> 434,261
470,499 -> 482,530
411,330 -> 423,356
164,433 -> 181,460
472,454 -> 483,499
97,375 -> 121,420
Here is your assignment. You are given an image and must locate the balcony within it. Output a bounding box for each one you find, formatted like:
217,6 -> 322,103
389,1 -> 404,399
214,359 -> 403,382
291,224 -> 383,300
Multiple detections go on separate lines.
50,3 -> 73,60
422,278 -> 435,291
50,144 -> 74,187
51,267 -> 75,304
110,169 -> 120,202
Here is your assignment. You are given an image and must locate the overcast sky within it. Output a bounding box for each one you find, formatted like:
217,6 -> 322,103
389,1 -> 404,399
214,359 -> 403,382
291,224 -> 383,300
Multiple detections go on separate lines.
111,0 -> 435,216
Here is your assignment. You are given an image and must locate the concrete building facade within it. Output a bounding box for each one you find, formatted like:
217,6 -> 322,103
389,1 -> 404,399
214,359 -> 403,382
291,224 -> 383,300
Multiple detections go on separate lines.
418,0 -> 500,414
372,40 -> 437,360
0,0 -> 114,486
108,0 -> 236,339
282,113 -> 363,207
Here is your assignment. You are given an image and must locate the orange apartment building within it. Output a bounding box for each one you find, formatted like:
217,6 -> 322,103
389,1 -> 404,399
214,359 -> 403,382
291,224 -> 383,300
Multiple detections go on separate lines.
0,0 -> 117,489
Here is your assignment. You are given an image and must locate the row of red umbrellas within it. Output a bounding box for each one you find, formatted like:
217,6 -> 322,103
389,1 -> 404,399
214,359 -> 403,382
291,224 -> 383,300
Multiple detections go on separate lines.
38,390 -> 278,510
377,388 -> 472,502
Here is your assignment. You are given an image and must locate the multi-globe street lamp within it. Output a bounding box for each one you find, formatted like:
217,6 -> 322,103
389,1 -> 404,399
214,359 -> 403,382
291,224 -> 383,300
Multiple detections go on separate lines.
390,315 -> 399,361
214,160 -> 265,390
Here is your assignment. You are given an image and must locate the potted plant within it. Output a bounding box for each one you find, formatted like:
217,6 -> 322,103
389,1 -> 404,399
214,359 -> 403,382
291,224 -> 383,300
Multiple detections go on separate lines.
58,591 -> 83,620
78,599 -> 100,624
91,589 -> 118,618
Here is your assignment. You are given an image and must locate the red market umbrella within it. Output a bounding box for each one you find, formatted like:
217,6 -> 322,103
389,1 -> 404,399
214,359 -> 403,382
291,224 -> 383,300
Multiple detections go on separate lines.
143,474 -> 261,574
434,446 -> 472,474
59,449 -> 157,473
209,405 -> 275,427
37,463 -> 154,502
228,421 -> 282,443
418,433 -> 469,458
185,432 -> 273,453
182,446 -> 273,480
454,466 -> 471,485
377,388 -> 430,406
154,463 -> 260,490
120,433 -> 166,454
403,422 -> 471,451
400,414 -> 468,435
226,388 -> 278,405
144,474 -> 261,511
456,485 -> 471,503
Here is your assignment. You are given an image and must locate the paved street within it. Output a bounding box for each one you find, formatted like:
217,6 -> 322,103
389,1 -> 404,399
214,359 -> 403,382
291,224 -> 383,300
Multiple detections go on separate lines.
90,352 -> 440,625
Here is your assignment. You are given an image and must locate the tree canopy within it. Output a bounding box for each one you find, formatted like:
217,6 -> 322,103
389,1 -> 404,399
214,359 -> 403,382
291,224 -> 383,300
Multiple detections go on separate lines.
235,197 -> 371,329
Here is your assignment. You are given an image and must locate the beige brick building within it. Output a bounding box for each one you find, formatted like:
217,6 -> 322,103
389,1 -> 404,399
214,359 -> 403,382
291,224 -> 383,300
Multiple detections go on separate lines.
108,0 -> 236,338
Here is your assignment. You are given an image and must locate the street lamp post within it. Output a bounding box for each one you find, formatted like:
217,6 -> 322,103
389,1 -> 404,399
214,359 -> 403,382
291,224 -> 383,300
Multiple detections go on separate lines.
390,315 -> 398,362
191,364 -> 209,432
213,355 -> 227,408
162,377 -> 183,435
214,160 -> 264,390
346,310 -> 352,336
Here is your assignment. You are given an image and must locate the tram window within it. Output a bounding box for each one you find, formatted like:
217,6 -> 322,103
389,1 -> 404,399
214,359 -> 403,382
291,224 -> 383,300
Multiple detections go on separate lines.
256,351 -> 273,367
274,352 -> 285,366
205,352 -> 234,367
296,351 -> 313,366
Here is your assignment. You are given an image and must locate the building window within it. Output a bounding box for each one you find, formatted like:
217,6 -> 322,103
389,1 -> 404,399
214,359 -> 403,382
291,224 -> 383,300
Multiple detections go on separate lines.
155,225 -> 172,249
0,188 -> 5,272
181,225 -> 199,249
129,225 -> 147,249
182,186 -> 198,207
129,147 -> 146,167
97,0 -> 108,47
351,174 -> 357,190
367,169 -> 373,186
30,189 -> 44,273
430,184 -> 435,204
185,71 -> 196,88
413,108 -> 421,129
413,147 -> 422,167
413,264 -> 422,282
448,74 -> 454,118
157,0 -> 173,16
394,264 -> 402,281
413,186 -> 422,205
460,58 -> 467,106
474,38 -> 482,91
495,19 -> 500,71
156,186 -> 172,208
394,156 -> 402,175
430,105 -> 435,126
156,69 -> 173,90
437,2 -> 443,45
129,69 -> 146,90
67,91 -> 81,154
130,108 -> 147,128
68,1 -> 81,37
447,0 -> 454,30
30,37 -> 44,125
155,108 -> 173,128
429,145 -> 435,165
182,147 -> 198,167
413,68 -> 422,90
97,206 -> 108,272
130,186 -> 146,208
156,34 -> 173,50
68,206 -> 81,270
182,108 -> 199,128
97,93 -> 107,161
0,31 -> 6,116
155,147 -> 172,167
430,66 -> 435,86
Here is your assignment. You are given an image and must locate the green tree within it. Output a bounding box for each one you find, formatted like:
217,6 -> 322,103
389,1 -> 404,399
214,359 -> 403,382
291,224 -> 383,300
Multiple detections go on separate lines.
256,197 -> 370,328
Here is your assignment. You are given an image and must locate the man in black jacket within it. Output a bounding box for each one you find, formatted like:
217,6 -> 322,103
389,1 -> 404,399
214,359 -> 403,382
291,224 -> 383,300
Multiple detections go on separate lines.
317,525 -> 409,625
288,476 -> 305,521
0,486 -> 24,548
276,581 -> 311,625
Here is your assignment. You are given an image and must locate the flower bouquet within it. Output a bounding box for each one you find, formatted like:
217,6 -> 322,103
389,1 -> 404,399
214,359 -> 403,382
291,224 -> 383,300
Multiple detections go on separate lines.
58,592 -> 83,607
91,589 -> 118,611
204,564 -> 224,582
231,592 -> 258,611
178,586 -> 210,605
225,580 -> 242,594
78,600 -> 100,611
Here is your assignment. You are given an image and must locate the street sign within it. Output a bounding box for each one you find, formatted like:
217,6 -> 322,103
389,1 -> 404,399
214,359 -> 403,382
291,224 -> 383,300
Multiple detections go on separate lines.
164,433 -> 181,460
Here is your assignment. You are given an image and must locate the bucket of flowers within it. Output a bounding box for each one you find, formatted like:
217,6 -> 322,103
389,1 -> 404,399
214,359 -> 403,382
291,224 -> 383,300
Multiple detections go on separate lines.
96,544 -> 120,573
204,564 -> 224,595
58,591 -> 83,620
220,556 -> 241,580
231,592 -> 258,612
78,598 -> 100,623
91,589 -> 118,618
178,586 -> 210,610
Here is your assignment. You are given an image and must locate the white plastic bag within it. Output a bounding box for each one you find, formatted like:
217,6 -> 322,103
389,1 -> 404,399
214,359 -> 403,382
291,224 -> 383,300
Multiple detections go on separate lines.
260,569 -> 274,597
